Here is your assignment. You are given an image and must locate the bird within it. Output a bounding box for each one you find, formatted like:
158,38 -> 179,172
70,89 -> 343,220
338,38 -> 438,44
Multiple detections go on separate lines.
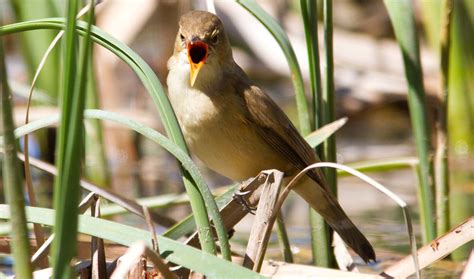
166,10 -> 376,263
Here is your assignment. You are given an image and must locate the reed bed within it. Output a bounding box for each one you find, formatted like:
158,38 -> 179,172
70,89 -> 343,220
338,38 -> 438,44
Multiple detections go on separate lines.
0,0 -> 471,277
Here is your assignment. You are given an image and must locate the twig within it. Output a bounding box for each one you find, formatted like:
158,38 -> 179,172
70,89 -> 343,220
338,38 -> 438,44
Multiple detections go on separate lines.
143,206 -> 159,254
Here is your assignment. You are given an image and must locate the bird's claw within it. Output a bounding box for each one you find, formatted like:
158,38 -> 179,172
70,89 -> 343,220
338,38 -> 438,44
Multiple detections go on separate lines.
233,190 -> 256,215
234,190 -> 251,196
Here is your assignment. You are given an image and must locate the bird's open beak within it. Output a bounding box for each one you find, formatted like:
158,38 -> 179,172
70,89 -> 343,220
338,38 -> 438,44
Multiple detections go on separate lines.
187,40 -> 208,86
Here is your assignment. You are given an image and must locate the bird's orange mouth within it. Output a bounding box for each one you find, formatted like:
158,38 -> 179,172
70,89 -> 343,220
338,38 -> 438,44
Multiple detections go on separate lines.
187,41 -> 208,86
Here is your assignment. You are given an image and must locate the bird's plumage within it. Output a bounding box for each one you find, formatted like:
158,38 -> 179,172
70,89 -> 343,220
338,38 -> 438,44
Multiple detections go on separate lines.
167,10 -> 375,263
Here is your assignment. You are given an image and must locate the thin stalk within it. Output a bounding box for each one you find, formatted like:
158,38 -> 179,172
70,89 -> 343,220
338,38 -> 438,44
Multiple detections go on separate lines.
51,0 -> 92,276
322,0 -> 337,195
309,210 -> 331,266
21,39 -> 48,268
450,0 -> 474,260
84,10 -> 110,188
384,0 -> 436,242
84,63 -> 110,188
435,0 -> 453,237
300,0 -> 327,266
276,213 -> 293,263
300,0 -> 323,128
301,0 -> 332,267
0,34 -> 33,279
311,0 -> 338,267
447,0 -> 474,156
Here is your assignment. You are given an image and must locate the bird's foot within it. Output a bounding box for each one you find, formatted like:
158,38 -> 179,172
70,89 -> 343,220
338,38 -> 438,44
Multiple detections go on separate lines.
233,190 -> 256,215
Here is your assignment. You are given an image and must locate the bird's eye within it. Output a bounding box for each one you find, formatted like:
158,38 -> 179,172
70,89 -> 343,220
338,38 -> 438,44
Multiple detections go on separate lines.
180,33 -> 185,41
210,34 -> 218,44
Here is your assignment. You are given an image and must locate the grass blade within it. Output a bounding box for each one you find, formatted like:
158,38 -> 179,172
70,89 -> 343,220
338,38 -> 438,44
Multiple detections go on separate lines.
0,31 -> 33,279
51,0 -> 93,275
163,184 -> 238,240
339,157 -> 419,176
384,0 -> 436,242
305,118 -> 347,149
0,205 -> 264,279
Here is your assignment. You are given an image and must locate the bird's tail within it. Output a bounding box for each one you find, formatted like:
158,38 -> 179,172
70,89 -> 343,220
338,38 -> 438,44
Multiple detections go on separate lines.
293,177 -> 376,263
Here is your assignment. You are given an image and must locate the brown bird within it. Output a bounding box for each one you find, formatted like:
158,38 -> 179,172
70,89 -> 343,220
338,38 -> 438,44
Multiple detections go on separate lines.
167,10 -> 375,263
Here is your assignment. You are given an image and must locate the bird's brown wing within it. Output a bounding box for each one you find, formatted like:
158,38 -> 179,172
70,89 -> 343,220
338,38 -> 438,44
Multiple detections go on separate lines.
237,82 -> 327,188
236,82 -> 376,263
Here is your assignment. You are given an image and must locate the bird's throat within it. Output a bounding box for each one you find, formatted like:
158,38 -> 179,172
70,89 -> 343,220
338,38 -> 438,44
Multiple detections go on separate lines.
187,41 -> 208,86
188,41 -> 208,64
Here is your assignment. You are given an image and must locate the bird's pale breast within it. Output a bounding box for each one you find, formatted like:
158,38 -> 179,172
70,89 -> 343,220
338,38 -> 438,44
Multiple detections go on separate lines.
167,59 -> 289,180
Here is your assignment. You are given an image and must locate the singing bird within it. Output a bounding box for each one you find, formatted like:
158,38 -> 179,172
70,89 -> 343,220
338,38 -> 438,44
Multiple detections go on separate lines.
167,10 -> 375,263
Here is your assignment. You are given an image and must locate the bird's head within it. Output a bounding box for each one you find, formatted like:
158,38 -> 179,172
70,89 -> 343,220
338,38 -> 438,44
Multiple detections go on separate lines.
174,10 -> 232,87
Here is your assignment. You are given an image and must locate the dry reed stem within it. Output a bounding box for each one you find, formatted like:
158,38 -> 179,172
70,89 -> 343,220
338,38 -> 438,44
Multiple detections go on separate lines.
243,170 -> 284,271
260,260 -> 376,278
382,217 -> 473,278
91,198 -> 107,279
184,173 -> 268,248
111,242 -> 176,279
143,206 -> 159,255
462,250 -> 474,279
30,192 -> 98,265
333,232 -> 359,272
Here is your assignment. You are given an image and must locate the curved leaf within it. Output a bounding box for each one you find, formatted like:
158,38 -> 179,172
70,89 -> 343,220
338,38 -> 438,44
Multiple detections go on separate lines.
235,0 -> 311,134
